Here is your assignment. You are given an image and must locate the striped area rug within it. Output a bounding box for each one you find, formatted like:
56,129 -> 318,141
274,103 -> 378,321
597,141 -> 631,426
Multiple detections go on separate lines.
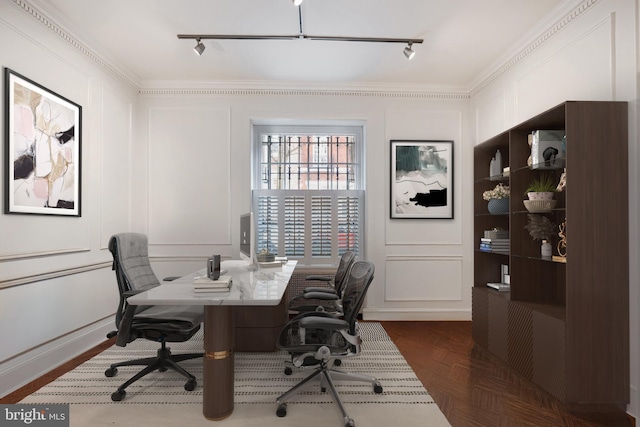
21,322 -> 451,426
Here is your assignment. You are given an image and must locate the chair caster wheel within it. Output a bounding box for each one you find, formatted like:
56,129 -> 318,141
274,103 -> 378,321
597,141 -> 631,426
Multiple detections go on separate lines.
111,389 -> 126,401
334,359 -> 342,366
284,367 -> 293,375
345,418 -> 355,427
184,378 -> 197,391
276,403 -> 287,417
374,382 -> 383,394
104,367 -> 117,377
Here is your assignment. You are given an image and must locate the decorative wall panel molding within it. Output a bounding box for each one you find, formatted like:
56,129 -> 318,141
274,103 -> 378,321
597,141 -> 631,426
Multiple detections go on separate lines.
514,15 -> 613,121
147,107 -> 231,245
385,256 -> 463,302
475,90 -> 507,144
0,247 -> 90,262
0,261 -> 110,290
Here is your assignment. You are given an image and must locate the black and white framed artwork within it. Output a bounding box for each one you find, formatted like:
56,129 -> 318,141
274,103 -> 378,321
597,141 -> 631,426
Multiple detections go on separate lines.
390,140 -> 453,219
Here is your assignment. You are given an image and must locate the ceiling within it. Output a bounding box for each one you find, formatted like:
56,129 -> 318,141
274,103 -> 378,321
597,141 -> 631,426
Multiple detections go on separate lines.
30,0 -> 567,91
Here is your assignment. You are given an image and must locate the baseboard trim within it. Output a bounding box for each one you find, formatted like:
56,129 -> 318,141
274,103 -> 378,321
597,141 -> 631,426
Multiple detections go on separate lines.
0,318 -> 114,398
362,308 -> 471,321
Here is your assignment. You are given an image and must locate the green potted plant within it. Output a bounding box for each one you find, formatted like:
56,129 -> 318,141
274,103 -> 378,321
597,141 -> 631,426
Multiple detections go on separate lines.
525,173 -> 556,201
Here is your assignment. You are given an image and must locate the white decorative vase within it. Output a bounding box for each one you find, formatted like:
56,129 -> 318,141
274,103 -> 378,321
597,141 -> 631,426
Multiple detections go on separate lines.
541,240 -> 552,257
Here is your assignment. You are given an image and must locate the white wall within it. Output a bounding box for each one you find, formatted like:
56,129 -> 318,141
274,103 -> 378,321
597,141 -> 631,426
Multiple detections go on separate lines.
137,92 -> 472,321
0,1 -> 138,396
0,0 -> 637,418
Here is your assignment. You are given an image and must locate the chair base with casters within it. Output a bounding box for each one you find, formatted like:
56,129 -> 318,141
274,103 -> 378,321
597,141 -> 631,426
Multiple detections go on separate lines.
104,330 -> 203,401
276,330 -> 383,427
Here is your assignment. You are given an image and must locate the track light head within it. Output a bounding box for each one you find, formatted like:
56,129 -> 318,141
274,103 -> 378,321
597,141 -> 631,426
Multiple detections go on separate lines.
403,43 -> 415,60
292,0 -> 303,5
194,39 -> 205,56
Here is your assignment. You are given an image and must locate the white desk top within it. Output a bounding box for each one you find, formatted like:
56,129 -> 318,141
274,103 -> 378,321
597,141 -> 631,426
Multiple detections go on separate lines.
127,260 -> 297,306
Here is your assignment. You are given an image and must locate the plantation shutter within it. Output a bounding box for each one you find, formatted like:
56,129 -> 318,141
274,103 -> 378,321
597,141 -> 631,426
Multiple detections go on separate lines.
255,194 -> 278,255
338,195 -> 360,255
311,195 -> 332,257
284,195 -> 305,257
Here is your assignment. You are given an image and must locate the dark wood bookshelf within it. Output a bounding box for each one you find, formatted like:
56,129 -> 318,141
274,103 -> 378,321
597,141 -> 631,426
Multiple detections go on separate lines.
472,101 -> 629,408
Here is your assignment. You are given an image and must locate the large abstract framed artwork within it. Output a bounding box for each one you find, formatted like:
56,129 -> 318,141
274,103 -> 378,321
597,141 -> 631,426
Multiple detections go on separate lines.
391,140 -> 453,219
5,68 -> 81,216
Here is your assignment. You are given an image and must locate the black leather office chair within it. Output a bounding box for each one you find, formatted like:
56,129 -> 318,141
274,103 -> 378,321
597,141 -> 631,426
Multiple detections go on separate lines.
276,260 -> 382,427
288,250 -> 356,314
105,233 -> 204,402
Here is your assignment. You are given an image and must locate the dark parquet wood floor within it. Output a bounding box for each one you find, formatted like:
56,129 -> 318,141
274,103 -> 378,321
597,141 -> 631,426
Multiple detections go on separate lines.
381,321 -> 633,427
1,321 -> 634,427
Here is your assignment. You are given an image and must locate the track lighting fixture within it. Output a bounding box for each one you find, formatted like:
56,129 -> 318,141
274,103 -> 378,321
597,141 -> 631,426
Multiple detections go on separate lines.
193,38 -> 205,56
179,6 -> 422,59
403,43 -> 415,60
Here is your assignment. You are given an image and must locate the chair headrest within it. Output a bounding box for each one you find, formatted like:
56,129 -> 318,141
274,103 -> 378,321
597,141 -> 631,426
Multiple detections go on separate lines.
109,233 -> 160,291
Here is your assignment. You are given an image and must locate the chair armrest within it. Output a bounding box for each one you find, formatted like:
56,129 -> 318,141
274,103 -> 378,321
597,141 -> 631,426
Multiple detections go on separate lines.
299,315 -> 348,331
289,291 -> 340,304
303,287 -> 337,294
301,292 -> 339,301
305,274 -> 332,282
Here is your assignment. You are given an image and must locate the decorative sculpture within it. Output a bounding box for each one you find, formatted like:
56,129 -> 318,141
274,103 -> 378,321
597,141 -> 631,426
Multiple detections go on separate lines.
557,219 -> 567,257
556,168 -> 567,192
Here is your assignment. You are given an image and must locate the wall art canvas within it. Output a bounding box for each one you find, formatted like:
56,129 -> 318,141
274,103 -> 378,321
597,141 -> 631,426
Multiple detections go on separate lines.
5,68 -> 81,216
391,140 -> 453,219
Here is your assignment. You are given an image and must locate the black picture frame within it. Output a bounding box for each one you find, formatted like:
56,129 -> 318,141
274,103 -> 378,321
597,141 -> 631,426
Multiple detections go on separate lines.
5,68 -> 82,216
390,140 -> 453,219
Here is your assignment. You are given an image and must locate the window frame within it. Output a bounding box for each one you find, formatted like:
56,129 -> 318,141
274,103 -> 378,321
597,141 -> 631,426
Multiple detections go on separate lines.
251,123 -> 365,267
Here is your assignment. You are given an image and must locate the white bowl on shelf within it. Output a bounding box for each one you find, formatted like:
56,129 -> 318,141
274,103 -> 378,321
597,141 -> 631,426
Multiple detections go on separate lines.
523,199 -> 557,213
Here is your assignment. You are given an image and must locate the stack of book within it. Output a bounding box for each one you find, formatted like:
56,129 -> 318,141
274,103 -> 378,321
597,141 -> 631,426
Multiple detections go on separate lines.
479,238 -> 509,254
193,275 -> 233,293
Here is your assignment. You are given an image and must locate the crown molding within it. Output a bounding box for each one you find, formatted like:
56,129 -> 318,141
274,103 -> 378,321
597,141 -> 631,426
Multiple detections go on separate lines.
469,0 -> 600,95
11,0 -> 140,89
16,0 -> 598,99
137,87 -> 470,100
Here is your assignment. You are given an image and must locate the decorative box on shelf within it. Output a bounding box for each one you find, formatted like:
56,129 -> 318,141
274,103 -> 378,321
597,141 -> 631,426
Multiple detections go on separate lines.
484,229 -> 508,239
531,130 -> 565,169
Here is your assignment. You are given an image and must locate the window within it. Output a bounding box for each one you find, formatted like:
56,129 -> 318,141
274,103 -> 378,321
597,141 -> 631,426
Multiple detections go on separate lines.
252,124 -> 364,266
